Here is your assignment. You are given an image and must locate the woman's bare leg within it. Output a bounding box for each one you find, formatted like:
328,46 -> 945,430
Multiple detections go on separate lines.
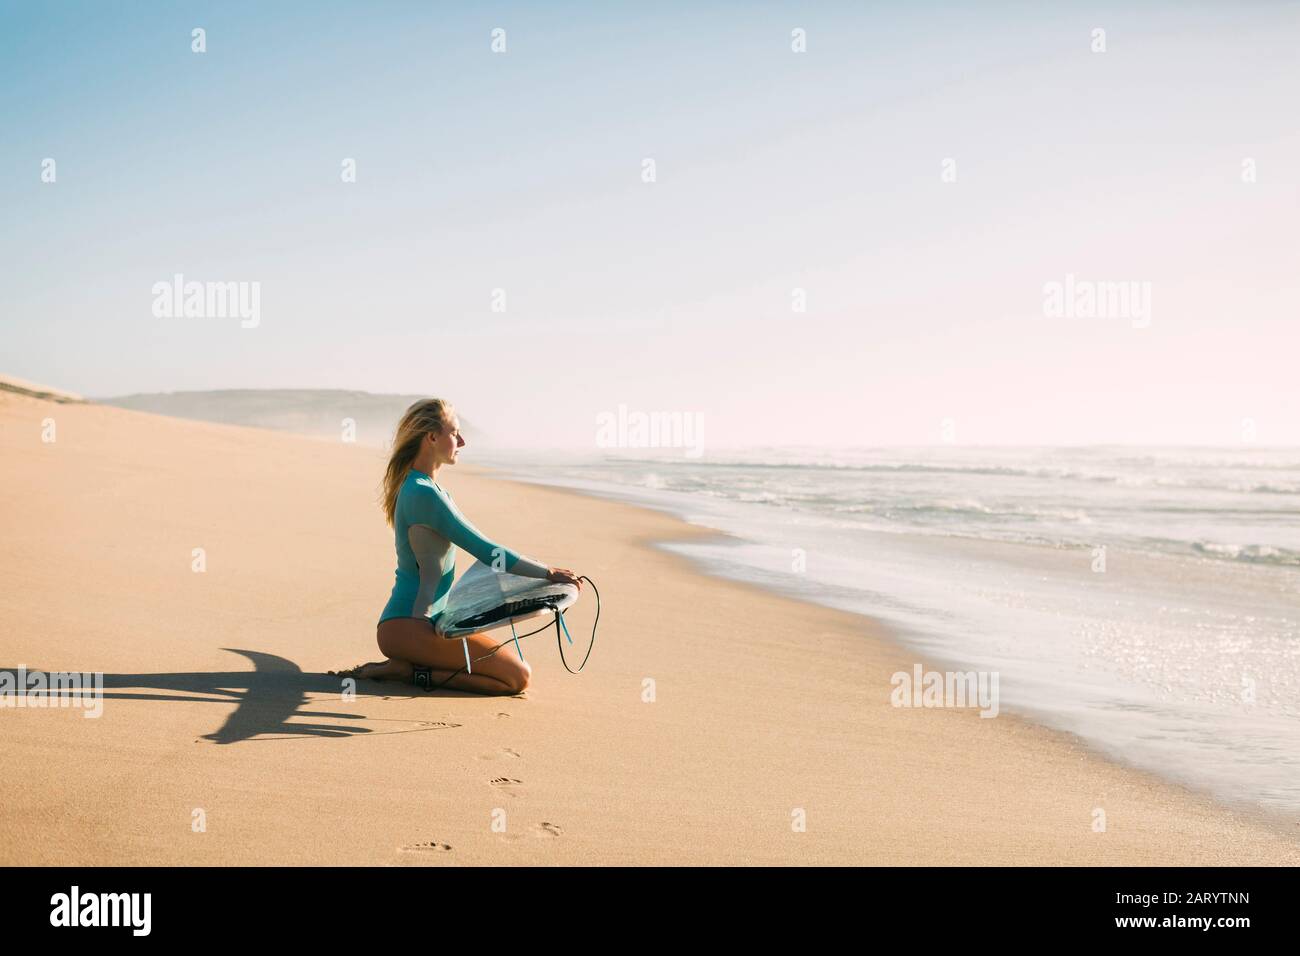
375,618 -> 530,695
344,656 -> 514,694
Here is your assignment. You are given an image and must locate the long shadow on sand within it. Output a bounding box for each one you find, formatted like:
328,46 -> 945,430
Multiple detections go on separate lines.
5,649 -> 462,745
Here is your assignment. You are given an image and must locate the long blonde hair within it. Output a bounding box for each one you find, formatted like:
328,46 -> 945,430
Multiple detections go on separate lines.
382,398 -> 454,527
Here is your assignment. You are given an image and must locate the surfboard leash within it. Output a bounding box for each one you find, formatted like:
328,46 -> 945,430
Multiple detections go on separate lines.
557,575 -> 599,674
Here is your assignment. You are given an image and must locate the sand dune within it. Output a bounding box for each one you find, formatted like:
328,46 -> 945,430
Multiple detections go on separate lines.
0,373 -> 84,403
1,386 -> 1296,864
95,388 -> 478,448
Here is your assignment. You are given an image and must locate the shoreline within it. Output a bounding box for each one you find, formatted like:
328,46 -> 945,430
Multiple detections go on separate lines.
1,393 -> 1297,864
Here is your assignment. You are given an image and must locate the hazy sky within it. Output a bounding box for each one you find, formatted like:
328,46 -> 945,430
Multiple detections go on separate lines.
3,1 -> 1297,448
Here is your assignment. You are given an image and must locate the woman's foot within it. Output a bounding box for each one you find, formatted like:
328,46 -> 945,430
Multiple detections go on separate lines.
330,659 -> 407,681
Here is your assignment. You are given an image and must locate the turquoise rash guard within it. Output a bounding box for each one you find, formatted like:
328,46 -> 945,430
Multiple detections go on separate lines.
379,468 -> 551,626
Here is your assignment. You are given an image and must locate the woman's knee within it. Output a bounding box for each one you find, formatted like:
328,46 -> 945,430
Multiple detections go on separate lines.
504,659 -> 531,693
376,627 -> 397,660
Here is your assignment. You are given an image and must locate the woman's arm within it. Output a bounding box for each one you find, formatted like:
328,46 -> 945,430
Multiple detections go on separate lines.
410,481 -> 552,580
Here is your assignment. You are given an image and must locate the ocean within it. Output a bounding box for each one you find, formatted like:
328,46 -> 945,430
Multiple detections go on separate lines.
474,445 -> 1300,819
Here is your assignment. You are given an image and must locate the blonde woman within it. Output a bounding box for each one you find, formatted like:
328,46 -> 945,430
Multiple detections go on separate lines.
342,399 -> 582,695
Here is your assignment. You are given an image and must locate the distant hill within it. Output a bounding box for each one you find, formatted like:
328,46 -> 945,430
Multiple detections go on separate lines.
94,389 -> 476,448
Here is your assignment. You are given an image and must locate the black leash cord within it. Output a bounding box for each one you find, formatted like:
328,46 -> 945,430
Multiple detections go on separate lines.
557,576 -> 599,674
421,576 -> 599,692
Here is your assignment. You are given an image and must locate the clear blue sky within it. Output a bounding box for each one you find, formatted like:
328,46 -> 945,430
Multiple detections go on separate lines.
3,1 -> 1297,447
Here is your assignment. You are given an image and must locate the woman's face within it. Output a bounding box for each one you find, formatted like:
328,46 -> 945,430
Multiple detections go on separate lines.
431,415 -> 465,465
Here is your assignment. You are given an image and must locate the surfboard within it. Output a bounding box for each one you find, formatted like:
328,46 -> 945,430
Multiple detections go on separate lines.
434,559 -> 579,639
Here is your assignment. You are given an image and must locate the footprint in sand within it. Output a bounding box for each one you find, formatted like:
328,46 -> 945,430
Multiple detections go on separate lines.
495,713 -> 511,719
535,822 -> 562,838
477,747 -> 522,761
400,841 -> 453,853
489,777 -> 523,792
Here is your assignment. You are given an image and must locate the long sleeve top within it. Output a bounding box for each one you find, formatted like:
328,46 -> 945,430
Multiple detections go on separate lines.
379,468 -> 550,624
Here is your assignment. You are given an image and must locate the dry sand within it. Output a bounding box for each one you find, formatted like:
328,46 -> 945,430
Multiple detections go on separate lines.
1,388 -> 1297,865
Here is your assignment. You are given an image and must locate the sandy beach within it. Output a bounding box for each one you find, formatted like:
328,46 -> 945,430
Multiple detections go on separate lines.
1,388 -> 1297,866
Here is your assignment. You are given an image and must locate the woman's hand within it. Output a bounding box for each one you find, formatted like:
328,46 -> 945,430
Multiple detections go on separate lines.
548,567 -> 582,591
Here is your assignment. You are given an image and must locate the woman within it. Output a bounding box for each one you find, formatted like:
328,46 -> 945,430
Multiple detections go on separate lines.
340,398 -> 582,695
